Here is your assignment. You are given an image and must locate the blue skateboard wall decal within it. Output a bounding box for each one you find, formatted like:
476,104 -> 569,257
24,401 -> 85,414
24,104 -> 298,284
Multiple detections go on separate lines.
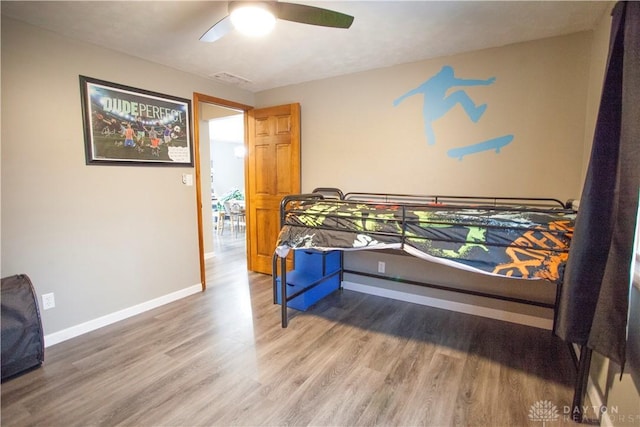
447,135 -> 514,160
393,65 -> 514,159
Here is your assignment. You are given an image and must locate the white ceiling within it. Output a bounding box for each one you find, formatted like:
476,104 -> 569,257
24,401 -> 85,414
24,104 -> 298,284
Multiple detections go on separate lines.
1,1 -> 611,93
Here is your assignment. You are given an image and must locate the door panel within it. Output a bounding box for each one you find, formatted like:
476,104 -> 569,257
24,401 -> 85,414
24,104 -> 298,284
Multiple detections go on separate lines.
256,117 -> 270,136
255,207 -> 278,261
254,145 -> 272,195
276,115 -> 291,134
247,103 -> 301,274
276,144 -> 293,193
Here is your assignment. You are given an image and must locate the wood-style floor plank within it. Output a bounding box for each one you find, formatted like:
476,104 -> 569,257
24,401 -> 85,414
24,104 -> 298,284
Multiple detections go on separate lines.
1,233 -> 591,426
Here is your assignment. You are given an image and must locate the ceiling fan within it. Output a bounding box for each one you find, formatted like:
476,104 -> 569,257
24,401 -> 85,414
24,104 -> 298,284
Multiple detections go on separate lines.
200,1 -> 354,42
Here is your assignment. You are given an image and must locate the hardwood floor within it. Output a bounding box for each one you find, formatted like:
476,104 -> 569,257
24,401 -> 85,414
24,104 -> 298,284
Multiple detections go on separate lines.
2,233 -> 590,426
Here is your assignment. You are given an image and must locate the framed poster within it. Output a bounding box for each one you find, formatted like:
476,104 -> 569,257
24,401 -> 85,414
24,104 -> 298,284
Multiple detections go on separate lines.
79,75 -> 193,166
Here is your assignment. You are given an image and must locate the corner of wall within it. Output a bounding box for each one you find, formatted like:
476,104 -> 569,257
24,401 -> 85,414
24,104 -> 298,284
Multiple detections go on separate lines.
579,4 -> 614,194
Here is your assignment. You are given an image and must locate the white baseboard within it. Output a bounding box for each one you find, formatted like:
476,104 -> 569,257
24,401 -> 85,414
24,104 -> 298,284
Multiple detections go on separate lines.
204,252 -> 215,260
342,281 -> 553,330
44,283 -> 203,348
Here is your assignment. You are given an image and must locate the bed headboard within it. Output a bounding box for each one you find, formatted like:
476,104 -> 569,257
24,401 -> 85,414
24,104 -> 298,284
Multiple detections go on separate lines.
340,191 -> 568,209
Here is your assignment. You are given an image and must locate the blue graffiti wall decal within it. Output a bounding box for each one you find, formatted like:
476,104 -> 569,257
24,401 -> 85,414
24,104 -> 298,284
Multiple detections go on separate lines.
393,65 -> 514,159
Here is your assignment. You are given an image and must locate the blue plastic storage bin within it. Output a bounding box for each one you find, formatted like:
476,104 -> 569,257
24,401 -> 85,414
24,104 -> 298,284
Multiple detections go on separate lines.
275,250 -> 341,311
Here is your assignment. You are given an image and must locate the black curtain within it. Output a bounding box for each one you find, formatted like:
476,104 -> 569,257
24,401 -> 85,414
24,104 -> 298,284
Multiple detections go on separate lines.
555,1 -> 640,368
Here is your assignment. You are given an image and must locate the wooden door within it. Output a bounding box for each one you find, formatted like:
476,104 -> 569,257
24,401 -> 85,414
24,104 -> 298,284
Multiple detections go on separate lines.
246,103 -> 301,274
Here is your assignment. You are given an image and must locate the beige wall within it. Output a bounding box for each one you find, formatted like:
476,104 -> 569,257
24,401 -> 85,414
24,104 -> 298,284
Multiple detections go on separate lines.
581,4 -> 613,188
0,17 -> 254,336
257,32 -> 591,202
256,31 -> 593,320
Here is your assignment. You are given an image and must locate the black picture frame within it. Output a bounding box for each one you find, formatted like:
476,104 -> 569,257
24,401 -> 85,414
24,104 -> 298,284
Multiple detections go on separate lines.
79,75 -> 193,166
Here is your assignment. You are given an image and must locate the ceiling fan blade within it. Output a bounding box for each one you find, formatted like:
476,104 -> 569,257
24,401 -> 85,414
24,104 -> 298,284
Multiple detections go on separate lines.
200,15 -> 233,42
276,2 -> 354,28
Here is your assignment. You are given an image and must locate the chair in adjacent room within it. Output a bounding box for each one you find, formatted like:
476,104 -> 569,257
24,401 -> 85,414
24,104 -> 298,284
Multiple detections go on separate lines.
223,201 -> 246,236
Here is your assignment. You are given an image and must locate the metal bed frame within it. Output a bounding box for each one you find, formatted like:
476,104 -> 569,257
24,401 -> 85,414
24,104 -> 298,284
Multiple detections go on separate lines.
272,187 -> 591,423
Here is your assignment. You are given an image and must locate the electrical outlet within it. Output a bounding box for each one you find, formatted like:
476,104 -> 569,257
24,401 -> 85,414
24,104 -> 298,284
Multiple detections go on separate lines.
42,293 -> 55,310
378,261 -> 386,274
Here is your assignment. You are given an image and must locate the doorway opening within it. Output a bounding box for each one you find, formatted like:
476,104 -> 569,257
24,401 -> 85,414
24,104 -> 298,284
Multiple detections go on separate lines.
200,103 -> 245,258
195,96 -> 300,285
193,93 -> 252,290
209,111 -> 246,251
